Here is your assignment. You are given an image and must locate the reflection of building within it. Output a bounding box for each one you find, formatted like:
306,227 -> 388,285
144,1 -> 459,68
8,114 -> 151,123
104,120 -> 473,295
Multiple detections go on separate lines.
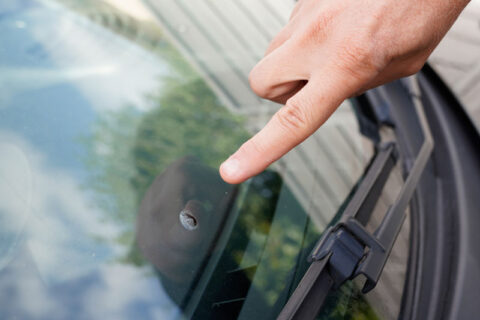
145,0 -> 291,114
143,0 -> 372,230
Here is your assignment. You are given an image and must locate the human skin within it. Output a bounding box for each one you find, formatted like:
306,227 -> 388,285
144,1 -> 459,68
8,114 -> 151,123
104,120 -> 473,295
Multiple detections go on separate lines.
220,0 -> 470,184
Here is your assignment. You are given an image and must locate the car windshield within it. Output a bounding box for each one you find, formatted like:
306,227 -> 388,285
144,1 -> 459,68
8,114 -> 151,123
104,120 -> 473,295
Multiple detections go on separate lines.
0,1 -> 407,319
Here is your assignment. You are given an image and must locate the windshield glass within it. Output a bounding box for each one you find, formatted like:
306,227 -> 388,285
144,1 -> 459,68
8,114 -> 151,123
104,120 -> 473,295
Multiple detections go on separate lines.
0,1 -> 381,319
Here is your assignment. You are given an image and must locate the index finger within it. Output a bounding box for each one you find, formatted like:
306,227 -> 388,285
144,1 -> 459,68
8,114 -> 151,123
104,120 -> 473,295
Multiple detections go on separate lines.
219,64 -> 366,184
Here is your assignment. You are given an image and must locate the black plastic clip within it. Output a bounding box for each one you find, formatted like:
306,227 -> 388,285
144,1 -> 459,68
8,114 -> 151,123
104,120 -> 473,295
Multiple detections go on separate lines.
307,141 -> 396,292
277,76 -> 434,320
308,79 -> 433,293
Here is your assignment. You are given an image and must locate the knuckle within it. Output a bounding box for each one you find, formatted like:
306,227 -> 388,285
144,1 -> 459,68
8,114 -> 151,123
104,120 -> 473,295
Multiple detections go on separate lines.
339,40 -> 374,68
404,60 -> 425,76
249,64 -> 280,99
275,100 -> 310,132
297,9 -> 336,44
248,66 -> 270,98
335,37 -> 386,81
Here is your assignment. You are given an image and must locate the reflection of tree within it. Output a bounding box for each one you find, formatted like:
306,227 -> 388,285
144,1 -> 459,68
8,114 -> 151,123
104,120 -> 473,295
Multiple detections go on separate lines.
70,0 -> 249,260
319,281 -> 380,320
83,107 -> 139,248
131,78 -> 249,201
84,75 -> 248,262
55,0 -> 196,77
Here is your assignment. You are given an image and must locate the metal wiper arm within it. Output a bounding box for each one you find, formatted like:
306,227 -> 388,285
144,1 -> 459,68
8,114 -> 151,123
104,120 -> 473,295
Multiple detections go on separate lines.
277,76 -> 433,320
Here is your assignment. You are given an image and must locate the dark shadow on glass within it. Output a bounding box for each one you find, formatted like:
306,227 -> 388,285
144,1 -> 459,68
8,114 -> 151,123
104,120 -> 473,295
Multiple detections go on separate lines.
136,156 -> 237,308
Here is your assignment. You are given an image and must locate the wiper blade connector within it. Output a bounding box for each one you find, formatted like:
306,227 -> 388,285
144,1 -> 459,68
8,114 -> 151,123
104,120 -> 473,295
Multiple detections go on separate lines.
278,76 -> 433,320
309,142 -> 397,290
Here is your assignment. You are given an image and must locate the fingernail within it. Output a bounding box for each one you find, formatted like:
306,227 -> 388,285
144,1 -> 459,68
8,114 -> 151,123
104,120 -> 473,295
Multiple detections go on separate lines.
220,157 -> 241,180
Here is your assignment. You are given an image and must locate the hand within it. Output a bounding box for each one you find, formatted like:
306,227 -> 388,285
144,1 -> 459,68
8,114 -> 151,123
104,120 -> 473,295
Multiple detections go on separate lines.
220,0 -> 469,184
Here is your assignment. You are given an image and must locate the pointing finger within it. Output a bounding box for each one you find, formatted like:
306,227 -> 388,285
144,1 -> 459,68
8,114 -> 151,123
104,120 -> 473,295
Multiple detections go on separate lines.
220,64 -> 365,184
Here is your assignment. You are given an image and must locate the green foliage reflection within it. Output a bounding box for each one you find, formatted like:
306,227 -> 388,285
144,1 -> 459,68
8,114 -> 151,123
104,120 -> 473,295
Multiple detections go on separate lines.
85,76 -> 248,262
131,78 -> 249,200
318,281 -> 380,320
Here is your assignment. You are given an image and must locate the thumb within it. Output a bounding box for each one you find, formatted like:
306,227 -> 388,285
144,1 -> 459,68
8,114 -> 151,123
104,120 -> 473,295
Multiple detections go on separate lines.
219,68 -> 359,184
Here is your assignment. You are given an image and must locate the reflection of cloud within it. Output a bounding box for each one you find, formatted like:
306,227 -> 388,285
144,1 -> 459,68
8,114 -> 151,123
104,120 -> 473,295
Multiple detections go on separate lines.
82,264 -> 180,320
0,65 -> 117,93
0,137 -> 33,269
0,130 -> 118,283
0,130 -> 181,319
28,2 -> 166,112
0,246 -> 180,320
0,248 -> 60,319
1,1 -> 167,112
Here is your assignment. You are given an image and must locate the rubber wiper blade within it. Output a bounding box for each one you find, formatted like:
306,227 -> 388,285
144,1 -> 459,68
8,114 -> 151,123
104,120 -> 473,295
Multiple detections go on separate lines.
277,76 -> 433,320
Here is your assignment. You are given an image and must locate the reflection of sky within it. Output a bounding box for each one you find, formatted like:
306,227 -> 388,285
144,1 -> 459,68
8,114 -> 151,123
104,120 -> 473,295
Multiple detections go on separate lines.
0,0 -> 167,176
0,246 -> 179,320
0,0 -> 179,318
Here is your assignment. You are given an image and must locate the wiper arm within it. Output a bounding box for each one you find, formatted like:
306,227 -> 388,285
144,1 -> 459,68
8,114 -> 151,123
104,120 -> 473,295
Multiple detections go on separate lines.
278,76 -> 433,320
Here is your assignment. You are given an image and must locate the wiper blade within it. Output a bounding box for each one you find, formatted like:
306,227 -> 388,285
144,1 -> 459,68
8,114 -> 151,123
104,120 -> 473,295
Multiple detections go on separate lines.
278,76 -> 433,320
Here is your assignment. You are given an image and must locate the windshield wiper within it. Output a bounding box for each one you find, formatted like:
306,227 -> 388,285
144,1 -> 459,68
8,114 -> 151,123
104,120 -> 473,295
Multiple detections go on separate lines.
277,76 -> 433,320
